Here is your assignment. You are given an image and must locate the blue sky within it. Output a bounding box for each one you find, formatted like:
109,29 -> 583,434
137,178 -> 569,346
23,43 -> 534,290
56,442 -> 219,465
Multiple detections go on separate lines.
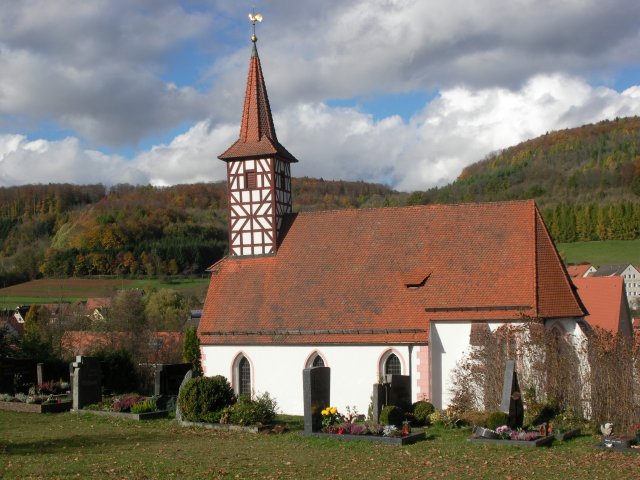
0,0 -> 639,191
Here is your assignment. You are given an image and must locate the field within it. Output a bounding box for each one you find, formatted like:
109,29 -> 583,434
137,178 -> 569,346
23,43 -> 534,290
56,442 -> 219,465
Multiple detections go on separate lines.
556,239 -> 640,266
1,412 -> 638,479
0,277 -> 210,309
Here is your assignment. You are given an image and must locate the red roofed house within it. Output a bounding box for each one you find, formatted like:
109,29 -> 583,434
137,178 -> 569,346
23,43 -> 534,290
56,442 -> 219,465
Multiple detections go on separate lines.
198,33 -> 587,414
572,277 -> 633,336
566,264 -> 596,278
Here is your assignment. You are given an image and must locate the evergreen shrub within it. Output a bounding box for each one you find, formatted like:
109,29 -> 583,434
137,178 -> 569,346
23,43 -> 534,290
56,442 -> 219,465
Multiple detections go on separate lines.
412,401 -> 435,425
178,376 -> 235,422
228,392 -> 278,426
379,405 -> 404,427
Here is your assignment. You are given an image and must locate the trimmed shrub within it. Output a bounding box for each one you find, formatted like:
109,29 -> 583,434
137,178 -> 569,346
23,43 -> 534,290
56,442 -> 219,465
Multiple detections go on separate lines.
486,411 -> 508,429
228,392 -> 278,426
412,401 -> 435,425
178,375 -> 235,422
379,405 -> 404,427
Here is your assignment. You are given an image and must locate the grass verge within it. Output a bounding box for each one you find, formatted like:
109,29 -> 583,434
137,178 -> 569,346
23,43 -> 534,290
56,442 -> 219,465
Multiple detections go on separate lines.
1,412 -> 639,479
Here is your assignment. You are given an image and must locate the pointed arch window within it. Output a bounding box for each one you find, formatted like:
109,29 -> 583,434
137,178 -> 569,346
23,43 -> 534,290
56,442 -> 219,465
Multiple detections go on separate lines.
305,351 -> 327,369
239,357 -> 251,397
384,353 -> 402,376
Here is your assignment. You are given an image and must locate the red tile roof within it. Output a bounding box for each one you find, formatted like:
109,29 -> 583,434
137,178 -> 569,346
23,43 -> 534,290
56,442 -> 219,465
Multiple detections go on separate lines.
218,44 -> 298,163
85,297 -> 112,312
572,277 -> 632,335
200,200 -> 585,345
567,264 -> 592,278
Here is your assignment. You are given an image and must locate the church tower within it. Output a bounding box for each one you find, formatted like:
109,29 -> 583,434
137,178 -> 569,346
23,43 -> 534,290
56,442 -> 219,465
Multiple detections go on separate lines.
218,22 -> 298,257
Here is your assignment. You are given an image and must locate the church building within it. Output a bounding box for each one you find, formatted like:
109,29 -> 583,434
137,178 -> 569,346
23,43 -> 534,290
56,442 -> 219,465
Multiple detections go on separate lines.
198,32 -> 587,415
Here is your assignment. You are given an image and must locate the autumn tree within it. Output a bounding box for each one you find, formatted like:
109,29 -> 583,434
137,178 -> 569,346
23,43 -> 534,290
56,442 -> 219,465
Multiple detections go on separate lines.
144,288 -> 189,331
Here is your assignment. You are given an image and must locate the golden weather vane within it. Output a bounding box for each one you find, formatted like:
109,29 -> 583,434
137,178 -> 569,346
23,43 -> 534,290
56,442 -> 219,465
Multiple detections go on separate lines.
248,10 -> 263,43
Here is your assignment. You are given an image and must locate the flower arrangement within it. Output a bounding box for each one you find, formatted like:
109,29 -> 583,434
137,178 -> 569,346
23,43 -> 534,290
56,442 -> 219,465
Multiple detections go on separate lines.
495,425 -> 512,440
321,406 -> 342,429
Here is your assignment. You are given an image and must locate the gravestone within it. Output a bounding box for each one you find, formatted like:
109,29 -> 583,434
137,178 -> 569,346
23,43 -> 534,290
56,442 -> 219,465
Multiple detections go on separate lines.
302,367 -> 330,434
175,369 -> 193,424
372,374 -> 411,424
499,360 -> 523,429
0,358 -> 37,394
155,363 -> 192,410
155,363 -> 192,396
71,356 -> 102,410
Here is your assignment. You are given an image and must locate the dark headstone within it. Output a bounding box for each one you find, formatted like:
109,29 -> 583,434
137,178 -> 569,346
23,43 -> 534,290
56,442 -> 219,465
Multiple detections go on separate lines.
372,383 -> 386,424
372,375 -> 411,423
500,360 -> 523,429
175,369 -> 193,424
303,367 -> 330,434
71,356 -> 102,410
154,363 -> 192,396
0,357 -> 37,394
388,375 -> 411,412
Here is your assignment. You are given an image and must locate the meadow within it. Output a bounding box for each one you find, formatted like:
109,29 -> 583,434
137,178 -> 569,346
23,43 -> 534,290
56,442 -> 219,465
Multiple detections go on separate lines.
1,412 -> 639,479
556,239 -> 640,266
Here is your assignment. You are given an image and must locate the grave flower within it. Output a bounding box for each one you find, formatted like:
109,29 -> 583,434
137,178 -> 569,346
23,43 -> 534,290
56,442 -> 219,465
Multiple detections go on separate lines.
495,425 -> 512,440
321,406 -> 342,430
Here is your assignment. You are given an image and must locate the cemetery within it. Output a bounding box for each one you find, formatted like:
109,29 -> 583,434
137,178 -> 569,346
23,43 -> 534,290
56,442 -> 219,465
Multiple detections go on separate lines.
1,352 -> 640,478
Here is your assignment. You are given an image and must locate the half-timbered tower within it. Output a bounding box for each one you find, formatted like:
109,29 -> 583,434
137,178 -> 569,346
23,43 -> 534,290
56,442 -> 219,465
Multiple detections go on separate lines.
218,36 -> 298,257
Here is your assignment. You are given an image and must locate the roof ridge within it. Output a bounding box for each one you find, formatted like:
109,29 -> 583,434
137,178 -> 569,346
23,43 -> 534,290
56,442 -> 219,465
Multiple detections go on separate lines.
295,199 -> 536,217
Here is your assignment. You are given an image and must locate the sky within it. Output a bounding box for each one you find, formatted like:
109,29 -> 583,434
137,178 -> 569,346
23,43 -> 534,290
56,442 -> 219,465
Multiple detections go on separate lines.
0,0 -> 639,192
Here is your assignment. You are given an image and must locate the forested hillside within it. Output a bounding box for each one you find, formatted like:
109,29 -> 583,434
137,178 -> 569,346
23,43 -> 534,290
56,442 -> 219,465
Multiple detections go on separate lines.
407,116 -> 640,243
0,179 -> 399,285
2,116 -> 640,286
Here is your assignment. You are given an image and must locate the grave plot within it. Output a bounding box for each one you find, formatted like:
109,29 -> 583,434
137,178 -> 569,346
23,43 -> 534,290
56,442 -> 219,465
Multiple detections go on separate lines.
467,360 -> 555,448
71,356 -> 169,421
300,366 -> 427,445
0,358 -> 71,413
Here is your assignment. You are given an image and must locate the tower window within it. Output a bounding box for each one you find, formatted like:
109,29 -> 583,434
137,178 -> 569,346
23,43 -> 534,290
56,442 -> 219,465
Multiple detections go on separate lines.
245,170 -> 257,189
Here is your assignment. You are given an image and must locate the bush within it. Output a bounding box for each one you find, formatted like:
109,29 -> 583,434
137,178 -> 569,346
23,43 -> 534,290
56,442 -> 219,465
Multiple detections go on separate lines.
458,410 -> 491,428
379,405 -> 404,427
412,401 -> 435,425
486,411 -> 508,429
228,392 -> 278,426
178,376 -> 235,422
131,398 -> 157,414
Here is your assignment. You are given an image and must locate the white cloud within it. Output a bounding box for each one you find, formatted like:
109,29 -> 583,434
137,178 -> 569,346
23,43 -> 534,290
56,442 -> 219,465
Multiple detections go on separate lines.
3,74 -> 639,191
0,135 -> 146,186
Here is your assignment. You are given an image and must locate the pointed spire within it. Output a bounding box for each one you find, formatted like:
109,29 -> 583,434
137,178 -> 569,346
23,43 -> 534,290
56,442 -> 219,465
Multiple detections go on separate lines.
218,27 -> 298,162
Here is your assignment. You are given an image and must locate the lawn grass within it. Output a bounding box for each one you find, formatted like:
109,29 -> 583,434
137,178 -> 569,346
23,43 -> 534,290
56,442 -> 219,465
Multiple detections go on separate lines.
1,412 -> 639,479
557,239 -> 640,266
0,277 -> 210,309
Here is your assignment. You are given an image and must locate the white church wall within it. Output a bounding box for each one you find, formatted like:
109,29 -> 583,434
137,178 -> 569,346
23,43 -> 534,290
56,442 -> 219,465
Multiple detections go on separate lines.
430,321 -> 529,409
201,344 -> 423,416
